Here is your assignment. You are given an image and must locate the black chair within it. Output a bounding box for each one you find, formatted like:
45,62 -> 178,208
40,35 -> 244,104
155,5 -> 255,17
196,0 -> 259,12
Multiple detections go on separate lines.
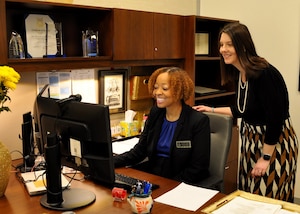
196,112 -> 233,193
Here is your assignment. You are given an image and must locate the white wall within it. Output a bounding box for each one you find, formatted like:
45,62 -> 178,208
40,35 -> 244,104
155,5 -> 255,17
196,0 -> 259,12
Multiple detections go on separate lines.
37,0 -> 198,15
200,0 -> 300,198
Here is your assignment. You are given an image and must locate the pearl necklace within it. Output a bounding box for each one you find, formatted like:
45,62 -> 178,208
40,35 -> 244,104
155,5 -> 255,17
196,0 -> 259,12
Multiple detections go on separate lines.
237,73 -> 248,113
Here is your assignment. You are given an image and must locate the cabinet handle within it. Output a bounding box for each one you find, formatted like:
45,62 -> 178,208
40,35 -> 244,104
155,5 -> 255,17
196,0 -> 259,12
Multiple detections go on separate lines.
154,47 -> 158,51
225,166 -> 230,170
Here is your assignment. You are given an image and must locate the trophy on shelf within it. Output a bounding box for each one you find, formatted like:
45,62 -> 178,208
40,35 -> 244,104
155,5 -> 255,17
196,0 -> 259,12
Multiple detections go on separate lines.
82,29 -> 99,57
9,31 -> 25,59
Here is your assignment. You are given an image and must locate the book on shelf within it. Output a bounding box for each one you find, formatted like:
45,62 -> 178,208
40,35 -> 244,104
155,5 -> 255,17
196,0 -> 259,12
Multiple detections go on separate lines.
194,86 -> 225,96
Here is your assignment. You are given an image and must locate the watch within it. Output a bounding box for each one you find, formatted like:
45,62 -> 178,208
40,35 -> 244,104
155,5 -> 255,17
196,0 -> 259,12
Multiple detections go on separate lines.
263,154 -> 271,161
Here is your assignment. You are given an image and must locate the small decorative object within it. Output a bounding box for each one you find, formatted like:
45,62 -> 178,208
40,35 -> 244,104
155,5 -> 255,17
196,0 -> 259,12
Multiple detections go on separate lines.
82,29 -> 99,57
9,31 -> 25,59
0,65 -> 20,197
112,187 -> 127,201
127,180 -> 154,214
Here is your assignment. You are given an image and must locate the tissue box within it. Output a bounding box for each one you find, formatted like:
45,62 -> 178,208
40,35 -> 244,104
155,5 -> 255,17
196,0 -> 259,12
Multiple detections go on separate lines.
120,120 -> 139,137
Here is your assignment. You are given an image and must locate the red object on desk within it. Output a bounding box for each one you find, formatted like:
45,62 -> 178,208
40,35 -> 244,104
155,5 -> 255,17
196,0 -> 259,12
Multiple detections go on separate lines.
112,187 -> 127,201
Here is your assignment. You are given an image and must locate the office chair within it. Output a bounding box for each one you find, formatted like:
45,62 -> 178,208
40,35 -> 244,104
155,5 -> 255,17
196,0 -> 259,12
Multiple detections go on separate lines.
196,112 -> 233,193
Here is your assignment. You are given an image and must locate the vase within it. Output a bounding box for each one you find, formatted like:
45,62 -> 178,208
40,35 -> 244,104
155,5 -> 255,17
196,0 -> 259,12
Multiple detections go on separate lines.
0,141 -> 11,197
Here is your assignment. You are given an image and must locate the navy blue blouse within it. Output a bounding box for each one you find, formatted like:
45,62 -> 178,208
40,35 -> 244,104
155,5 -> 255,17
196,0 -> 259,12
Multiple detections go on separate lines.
156,118 -> 178,157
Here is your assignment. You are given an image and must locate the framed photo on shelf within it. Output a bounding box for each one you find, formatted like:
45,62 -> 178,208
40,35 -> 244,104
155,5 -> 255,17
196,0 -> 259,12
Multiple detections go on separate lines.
99,69 -> 127,113
195,32 -> 209,55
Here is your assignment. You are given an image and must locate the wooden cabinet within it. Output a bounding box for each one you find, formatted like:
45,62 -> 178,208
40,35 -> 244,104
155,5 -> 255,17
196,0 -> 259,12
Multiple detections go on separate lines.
113,9 -> 184,60
184,16 -> 239,194
0,1 -> 184,72
184,16 -> 238,106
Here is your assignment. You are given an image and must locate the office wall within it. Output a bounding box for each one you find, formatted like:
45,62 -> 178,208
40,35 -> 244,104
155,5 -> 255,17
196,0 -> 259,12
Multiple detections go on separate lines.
200,0 -> 300,198
35,0 -> 198,15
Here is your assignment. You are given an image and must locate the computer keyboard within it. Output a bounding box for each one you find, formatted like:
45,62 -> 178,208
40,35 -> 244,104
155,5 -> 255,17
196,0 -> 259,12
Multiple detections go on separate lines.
114,173 -> 159,192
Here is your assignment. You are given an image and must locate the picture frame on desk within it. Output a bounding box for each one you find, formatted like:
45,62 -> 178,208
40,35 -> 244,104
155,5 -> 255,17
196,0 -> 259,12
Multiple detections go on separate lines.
99,69 -> 127,113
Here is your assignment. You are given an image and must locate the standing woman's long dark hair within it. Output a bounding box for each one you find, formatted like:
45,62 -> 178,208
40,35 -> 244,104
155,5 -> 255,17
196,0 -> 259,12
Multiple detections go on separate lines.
219,22 -> 269,85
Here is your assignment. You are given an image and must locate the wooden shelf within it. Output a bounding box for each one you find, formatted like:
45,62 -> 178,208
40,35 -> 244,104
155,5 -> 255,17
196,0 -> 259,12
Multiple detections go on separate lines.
195,91 -> 235,101
8,56 -> 112,72
195,56 -> 220,61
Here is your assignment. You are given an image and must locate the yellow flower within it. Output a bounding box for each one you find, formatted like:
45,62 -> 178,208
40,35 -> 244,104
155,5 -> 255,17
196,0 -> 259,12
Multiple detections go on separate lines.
0,65 -> 21,112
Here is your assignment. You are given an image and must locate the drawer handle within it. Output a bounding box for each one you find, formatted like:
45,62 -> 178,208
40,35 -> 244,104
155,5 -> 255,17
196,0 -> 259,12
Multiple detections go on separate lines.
225,166 -> 230,170
143,79 -> 149,85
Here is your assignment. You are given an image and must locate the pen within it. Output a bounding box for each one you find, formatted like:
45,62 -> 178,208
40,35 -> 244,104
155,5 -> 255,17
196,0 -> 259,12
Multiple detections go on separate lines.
216,199 -> 228,208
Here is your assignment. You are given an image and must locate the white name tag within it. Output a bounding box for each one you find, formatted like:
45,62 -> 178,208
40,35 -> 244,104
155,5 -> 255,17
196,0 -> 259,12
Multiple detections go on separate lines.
176,140 -> 191,148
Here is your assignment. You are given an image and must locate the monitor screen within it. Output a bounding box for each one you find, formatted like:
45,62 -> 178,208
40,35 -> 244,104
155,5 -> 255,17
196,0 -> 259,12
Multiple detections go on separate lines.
35,90 -> 115,186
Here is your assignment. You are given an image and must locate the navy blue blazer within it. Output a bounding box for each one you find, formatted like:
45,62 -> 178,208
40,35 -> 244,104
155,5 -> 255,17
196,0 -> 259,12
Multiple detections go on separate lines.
114,102 -> 210,184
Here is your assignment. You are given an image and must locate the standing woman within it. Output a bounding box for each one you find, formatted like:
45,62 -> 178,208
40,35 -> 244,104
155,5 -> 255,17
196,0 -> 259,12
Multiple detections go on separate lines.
193,22 -> 298,202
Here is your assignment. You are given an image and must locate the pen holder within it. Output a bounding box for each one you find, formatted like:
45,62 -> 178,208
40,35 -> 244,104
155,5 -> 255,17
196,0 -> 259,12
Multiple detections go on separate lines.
127,193 -> 153,214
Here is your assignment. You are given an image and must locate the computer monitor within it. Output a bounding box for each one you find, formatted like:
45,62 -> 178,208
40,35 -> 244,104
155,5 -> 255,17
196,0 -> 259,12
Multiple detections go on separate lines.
34,85 -> 115,210
35,92 -> 115,186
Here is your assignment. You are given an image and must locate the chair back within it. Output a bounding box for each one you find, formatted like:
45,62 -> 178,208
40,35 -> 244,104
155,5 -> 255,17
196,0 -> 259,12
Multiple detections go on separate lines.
204,112 -> 233,192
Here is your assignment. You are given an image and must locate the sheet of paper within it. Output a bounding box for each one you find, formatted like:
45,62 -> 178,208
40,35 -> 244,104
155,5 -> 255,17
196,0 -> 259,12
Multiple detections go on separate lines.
71,69 -> 98,104
212,196 -> 282,214
36,71 -> 72,99
21,170 -> 70,196
112,137 -> 139,154
278,209 -> 300,214
154,182 -> 219,212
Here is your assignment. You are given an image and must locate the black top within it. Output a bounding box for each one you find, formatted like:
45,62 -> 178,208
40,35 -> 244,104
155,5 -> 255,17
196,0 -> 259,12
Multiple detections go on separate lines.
114,102 -> 210,184
231,64 -> 289,145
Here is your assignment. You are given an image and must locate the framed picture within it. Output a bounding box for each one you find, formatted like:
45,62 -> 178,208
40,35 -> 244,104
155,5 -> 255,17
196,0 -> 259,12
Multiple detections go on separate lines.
99,69 -> 127,113
195,32 -> 209,55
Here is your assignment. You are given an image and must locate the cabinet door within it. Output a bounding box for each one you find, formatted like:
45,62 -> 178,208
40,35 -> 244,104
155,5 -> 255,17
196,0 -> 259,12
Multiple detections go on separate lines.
113,9 -> 153,60
153,13 -> 184,59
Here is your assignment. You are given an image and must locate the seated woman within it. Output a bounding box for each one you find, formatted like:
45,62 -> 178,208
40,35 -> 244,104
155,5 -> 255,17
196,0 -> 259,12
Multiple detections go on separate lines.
114,67 -> 210,185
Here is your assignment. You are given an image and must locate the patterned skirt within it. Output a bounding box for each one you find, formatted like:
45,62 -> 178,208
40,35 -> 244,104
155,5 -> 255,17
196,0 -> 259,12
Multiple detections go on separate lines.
239,117 -> 298,202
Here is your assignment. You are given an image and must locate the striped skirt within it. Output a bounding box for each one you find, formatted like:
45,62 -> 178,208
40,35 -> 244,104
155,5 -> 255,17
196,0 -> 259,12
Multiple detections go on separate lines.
239,117 -> 298,202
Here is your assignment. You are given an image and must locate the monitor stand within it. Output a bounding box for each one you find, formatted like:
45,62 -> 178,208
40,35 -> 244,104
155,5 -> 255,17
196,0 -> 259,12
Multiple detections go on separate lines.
40,133 -> 95,211
40,188 -> 95,211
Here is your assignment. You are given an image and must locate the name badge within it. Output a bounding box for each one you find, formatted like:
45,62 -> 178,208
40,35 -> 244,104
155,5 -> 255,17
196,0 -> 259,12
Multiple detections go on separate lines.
176,140 -> 191,148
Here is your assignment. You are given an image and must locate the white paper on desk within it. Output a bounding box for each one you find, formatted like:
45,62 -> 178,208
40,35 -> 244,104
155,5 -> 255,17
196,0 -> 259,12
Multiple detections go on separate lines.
212,196 -> 282,214
112,137 -> 139,154
154,182 -> 219,212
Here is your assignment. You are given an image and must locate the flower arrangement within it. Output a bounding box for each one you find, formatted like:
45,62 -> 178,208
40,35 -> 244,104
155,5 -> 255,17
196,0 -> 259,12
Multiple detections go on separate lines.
0,65 -> 20,113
